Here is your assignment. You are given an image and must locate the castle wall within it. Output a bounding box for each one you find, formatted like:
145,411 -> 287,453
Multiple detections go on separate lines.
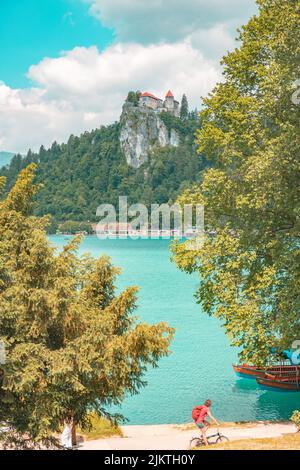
140,96 -> 162,110
173,101 -> 180,117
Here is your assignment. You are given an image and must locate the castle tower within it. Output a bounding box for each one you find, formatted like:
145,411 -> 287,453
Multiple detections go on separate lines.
164,90 -> 180,117
164,90 -> 174,111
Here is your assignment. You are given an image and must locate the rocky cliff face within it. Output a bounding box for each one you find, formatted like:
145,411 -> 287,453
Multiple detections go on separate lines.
119,103 -> 180,168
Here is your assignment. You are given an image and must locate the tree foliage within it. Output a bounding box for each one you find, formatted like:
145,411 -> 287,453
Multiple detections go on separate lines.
126,91 -> 141,106
180,94 -> 189,120
291,411 -> 300,431
0,165 -> 173,448
173,0 -> 300,364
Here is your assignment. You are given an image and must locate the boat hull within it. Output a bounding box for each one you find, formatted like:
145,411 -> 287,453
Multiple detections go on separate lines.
257,377 -> 300,392
233,365 -> 266,379
233,364 -> 300,380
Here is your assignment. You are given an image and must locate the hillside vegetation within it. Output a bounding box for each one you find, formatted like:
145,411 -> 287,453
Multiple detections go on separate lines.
1,113 -> 205,229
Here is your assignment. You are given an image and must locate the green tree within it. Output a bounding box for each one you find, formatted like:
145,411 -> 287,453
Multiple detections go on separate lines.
0,164 -> 173,449
180,94 -> 189,120
173,0 -> 300,364
126,91 -> 141,106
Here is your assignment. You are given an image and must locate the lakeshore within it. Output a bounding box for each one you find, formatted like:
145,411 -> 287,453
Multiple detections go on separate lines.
79,421 -> 298,450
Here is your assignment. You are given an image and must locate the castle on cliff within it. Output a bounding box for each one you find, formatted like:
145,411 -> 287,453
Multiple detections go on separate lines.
139,90 -> 180,117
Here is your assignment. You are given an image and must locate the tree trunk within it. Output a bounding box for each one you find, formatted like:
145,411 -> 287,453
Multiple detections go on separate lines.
71,420 -> 77,446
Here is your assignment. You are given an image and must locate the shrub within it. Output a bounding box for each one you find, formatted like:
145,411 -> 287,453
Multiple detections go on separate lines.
79,414 -> 123,440
291,411 -> 300,431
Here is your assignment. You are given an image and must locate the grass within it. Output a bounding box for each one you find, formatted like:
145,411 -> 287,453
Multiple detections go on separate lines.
78,414 -> 123,441
176,421 -> 281,432
200,432 -> 300,450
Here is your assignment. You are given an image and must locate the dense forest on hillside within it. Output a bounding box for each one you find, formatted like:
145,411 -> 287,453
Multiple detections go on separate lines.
1,113 -> 207,231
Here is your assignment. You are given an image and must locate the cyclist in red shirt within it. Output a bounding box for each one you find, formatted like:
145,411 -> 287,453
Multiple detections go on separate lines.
193,399 -> 220,446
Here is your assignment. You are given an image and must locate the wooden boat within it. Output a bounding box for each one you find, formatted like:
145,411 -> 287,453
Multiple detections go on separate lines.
233,364 -> 267,379
257,376 -> 300,392
233,364 -> 300,380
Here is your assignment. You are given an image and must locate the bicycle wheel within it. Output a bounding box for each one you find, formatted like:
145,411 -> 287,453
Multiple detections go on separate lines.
216,434 -> 229,444
189,437 -> 204,448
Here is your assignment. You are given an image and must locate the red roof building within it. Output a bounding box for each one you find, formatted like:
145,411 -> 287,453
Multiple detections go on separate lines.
141,92 -> 161,101
166,90 -> 174,98
138,90 -> 179,117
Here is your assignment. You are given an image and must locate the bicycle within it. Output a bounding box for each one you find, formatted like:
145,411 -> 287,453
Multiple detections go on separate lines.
189,429 -> 229,448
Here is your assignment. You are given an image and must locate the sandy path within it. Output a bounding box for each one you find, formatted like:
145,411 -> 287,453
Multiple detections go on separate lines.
79,422 -> 297,450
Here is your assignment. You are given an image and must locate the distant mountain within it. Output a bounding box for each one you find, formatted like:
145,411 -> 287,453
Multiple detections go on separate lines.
0,151 -> 15,167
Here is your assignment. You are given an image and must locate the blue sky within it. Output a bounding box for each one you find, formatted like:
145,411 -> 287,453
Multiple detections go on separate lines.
0,0 -> 257,153
0,0 -> 113,88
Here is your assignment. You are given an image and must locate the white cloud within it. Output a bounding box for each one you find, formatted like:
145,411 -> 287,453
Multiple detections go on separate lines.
0,42 -> 221,153
189,23 -> 236,60
0,0 -> 258,153
85,0 -> 257,46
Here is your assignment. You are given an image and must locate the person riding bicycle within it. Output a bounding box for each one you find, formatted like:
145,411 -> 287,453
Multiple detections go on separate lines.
192,399 -> 220,446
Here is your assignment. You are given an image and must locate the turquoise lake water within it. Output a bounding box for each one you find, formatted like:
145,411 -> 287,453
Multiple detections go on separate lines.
49,236 -> 300,424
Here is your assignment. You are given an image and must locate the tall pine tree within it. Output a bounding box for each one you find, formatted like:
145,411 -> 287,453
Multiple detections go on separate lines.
180,94 -> 189,120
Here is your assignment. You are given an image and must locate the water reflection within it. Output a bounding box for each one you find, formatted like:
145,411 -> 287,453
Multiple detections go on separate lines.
231,377 -> 300,421
232,377 -> 260,393
256,390 -> 300,421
